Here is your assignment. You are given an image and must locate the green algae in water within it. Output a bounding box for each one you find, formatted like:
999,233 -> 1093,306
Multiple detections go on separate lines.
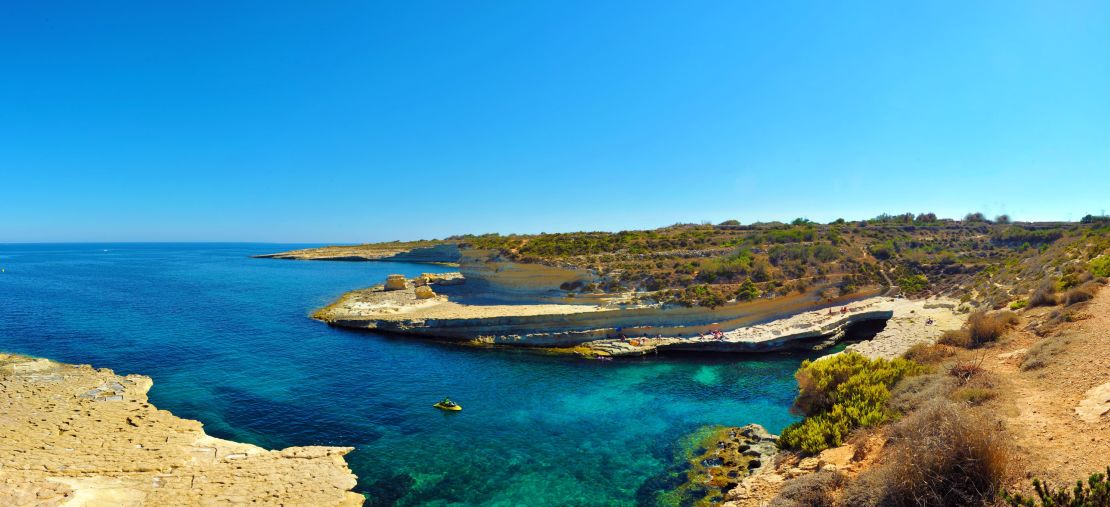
648,425 -> 742,507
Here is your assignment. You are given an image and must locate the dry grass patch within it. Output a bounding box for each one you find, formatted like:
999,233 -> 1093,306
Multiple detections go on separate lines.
952,387 -> 995,405
939,310 -> 1018,348
903,343 -> 955,364
1020,334 -> 1073,371
949,360 -> 986,386
1028,283 -> 1058,308
769,470 -> 846,507
842,401 -> 1011,506
888,373 -> 957,415
1062,282 -> 1098,306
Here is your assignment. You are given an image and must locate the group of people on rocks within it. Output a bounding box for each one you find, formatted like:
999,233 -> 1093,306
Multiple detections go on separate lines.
698,329 -> 726,341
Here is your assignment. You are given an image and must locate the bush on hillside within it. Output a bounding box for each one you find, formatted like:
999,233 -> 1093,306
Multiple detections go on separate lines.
778,353 -> 926,454
938,329 -> 973,348
869,241 -> 895,260
970,310 -> 1017,344
1029,283 -> 1058,307
1058,271 -> 1085,291
897,274 -> 929,294
1004,468 -> 1110,506
1063,282 -> 1097,306
903,343 -> 955,364
1092,256 -> 1110,278
769,470 -> 845,507
735,278 -> 761,301
843,401 -> 1010,506
939,311 -> 1017,348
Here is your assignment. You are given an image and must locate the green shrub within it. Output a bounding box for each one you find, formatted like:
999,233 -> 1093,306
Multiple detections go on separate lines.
869,241 -> 895,260
1010,299 -> 1028,310
897,274 -> 929,294
779,353 -> 926,454
1004,468 -> 1110,506
698,248 -> 754,283
1092,256 -> 1110,278
735,278 -> 761,301
1058,272 -> 1084,291
991,226 -> 1063,244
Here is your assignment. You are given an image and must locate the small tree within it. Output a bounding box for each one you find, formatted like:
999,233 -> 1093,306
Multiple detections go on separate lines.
995,214 -> 1012,224
735,278 -> 761,301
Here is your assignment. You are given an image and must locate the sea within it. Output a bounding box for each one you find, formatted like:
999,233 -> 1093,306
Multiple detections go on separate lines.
0,243 -> 831,506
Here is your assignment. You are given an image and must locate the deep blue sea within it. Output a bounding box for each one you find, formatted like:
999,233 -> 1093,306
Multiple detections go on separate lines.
0,243 -> 820,506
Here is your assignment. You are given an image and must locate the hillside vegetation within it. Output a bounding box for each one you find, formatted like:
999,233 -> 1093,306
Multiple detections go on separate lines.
450,213 -> 1110,308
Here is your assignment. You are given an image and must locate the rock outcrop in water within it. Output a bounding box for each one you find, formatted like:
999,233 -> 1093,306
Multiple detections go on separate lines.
0,354 -> 363,506
384,274 -> 407,291
647,424 -> 780,506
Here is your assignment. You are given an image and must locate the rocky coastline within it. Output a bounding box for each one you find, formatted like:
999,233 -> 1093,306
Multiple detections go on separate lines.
0,354 -> 363,506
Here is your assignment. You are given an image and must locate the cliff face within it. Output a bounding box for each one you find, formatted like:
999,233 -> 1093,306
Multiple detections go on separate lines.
0,354 -> 363,506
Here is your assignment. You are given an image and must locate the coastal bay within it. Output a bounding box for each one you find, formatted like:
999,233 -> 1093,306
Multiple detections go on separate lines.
0,243 -> 825,505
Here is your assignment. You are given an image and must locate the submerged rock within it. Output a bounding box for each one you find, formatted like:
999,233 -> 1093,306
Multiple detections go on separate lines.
646,424 -> 780,506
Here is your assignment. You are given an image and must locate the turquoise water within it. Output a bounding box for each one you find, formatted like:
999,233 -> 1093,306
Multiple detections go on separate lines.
0,243 -> 818,506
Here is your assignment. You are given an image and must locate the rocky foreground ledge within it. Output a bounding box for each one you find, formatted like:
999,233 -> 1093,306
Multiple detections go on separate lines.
0,354 -> 363,506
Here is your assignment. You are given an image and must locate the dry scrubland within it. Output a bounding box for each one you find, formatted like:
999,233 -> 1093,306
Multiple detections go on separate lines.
272,214 -> 1110,506
725,255 -> 1110,507
289,214 -> 1110,310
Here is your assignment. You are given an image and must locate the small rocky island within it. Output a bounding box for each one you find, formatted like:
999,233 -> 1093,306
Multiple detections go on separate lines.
0,354 -> 363,506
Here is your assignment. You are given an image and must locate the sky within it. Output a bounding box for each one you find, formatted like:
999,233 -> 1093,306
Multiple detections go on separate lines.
2,1 -> 1108,242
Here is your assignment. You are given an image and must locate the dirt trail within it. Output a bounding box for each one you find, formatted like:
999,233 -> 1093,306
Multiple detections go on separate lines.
983,288 -> 1110,486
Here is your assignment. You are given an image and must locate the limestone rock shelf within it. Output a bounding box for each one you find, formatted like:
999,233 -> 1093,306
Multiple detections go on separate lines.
0,354 -> 363,506
313,276 -> 964,358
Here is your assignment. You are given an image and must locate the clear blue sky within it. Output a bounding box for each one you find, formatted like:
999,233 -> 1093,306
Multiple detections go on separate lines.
2,1 -> 1108,242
